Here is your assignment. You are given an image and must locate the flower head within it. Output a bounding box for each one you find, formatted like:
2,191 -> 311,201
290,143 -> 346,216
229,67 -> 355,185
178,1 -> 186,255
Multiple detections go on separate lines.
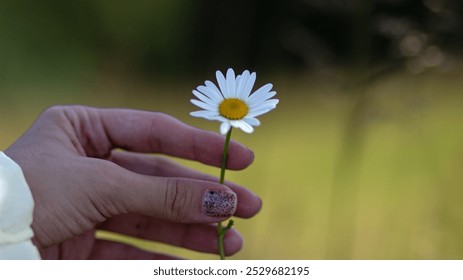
190,68 -> 278,134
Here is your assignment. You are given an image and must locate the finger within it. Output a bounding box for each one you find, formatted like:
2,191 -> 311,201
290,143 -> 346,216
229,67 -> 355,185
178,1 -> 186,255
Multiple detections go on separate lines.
89,239 -> 181,260
97,214 -> 242,256
62,106 -> 254,170
109,151 -> 262,219
99,160 -> 238,224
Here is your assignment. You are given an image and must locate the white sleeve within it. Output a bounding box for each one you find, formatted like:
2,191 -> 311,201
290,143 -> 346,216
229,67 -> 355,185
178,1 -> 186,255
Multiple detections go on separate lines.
0,151 -> 41,259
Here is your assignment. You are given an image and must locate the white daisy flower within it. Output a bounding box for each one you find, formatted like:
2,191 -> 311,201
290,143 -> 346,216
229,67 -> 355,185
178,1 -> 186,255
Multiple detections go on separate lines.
190,68 -> 279,134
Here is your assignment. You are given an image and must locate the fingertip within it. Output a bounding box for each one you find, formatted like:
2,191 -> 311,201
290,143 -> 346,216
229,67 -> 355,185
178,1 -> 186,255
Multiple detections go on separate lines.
239,193 -> 262,219
224,228 -> 243,256
247,147 -> 255,165
228,141 -> 254,170
226,184 -> 262,219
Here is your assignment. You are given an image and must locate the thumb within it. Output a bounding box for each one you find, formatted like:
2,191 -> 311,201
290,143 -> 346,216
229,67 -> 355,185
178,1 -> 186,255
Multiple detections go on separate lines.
106,168 -> 237,223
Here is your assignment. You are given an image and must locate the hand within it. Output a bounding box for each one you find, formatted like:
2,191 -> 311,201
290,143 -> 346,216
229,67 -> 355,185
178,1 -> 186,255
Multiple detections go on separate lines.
5,105 -> 261,259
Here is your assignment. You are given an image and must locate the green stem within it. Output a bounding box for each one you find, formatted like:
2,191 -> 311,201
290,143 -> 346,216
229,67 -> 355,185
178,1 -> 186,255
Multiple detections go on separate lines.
220,128 -> 232,185
218,128 -> 233,260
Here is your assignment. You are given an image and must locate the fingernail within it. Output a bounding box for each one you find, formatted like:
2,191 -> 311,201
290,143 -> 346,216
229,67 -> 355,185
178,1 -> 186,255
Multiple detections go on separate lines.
203,189 -> 237,217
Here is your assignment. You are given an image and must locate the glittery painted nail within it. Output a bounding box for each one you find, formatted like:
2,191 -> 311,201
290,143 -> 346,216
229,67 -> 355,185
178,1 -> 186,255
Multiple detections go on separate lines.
203,189 -> 237,217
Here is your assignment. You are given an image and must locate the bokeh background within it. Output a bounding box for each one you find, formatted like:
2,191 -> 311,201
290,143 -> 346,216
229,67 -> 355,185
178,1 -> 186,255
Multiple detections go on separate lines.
1,0 -> 463,259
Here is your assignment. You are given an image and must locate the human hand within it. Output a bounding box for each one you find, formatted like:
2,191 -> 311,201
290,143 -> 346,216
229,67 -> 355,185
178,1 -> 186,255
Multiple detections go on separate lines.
5,105 -> 261,259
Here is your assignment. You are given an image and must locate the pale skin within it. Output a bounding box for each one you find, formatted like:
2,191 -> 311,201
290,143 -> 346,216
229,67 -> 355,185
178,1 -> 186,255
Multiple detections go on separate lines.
5,105 -> 261,259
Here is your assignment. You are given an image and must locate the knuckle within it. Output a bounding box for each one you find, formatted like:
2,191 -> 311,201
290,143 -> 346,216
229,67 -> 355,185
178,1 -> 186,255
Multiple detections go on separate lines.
40,105 -> 67,121
40,105 -> 80,125
42,105 -> 88,120
43,105 -> 67,114
164,179 -> 191,222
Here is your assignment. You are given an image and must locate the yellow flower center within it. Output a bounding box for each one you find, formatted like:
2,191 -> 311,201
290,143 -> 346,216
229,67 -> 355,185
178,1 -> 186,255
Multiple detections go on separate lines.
219,98 -> 249,120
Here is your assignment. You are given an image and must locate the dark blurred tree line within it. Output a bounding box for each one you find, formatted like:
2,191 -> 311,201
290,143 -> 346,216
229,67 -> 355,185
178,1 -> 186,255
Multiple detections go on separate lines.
0,0 -> 461,84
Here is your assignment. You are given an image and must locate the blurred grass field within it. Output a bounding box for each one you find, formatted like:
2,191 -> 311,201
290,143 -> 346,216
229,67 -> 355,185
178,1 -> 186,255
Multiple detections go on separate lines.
1,69 -> 463,259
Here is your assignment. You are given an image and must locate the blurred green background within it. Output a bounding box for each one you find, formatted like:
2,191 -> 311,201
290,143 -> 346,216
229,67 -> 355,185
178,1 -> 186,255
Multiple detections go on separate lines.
1,0 -> 463,259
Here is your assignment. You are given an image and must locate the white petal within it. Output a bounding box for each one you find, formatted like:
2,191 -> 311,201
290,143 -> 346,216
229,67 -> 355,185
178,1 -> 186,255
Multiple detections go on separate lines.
216,70 -> 228,98
252,100 -> 276,108
247,90 -> 277,106
247,109 -> 272,118
244,117 -> 261,126
190,111 -> 206,117
226,68 -> 236,97
190,110 -> 218,120
235,74 -> 243,97
220,122 -> 231,135
261,99 -> 279,108
214,115 -> 229,122
192,90 -> 217,106
250,98 -> 279,110
204,81 -> 225,99
236,70 -> 250,99
231,120 -> 254,133
247,104 -> 277,118
248,83 -> 273,103
236,74 -> 241,85
197,85 -> 222,103
241,72 -> 256,99
191,99 -> 218,112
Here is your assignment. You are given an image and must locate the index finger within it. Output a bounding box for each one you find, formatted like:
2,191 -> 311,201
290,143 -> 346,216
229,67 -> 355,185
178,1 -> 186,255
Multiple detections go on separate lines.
71,106 -> 254,170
